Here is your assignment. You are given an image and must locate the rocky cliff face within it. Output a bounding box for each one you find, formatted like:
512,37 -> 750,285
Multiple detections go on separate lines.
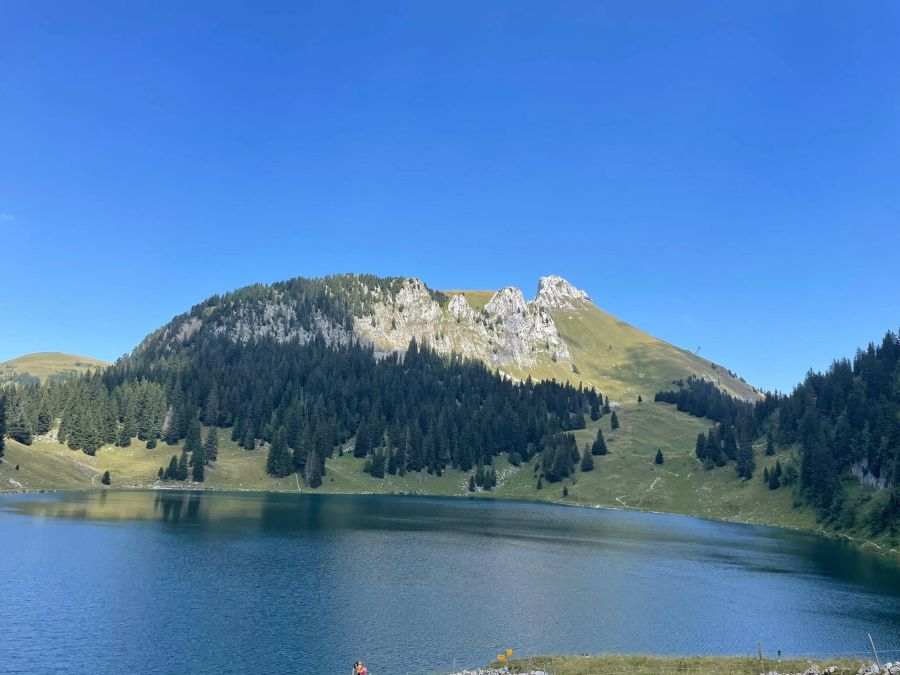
353,278 -> 573,369
138,272 -> 760,401
143,274 -> 582,375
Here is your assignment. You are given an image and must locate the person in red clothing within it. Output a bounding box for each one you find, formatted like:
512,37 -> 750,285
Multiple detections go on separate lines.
353,661 -> 368,675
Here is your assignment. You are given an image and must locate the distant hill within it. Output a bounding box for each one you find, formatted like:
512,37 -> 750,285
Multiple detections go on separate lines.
0,352 -> 109,385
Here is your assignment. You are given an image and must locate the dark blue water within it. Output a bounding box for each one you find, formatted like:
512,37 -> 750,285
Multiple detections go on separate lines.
1,491 -> 899,674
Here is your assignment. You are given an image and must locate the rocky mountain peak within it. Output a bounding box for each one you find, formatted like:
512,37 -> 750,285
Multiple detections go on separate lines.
485,286 -> 528,316
534,275 -> 591,311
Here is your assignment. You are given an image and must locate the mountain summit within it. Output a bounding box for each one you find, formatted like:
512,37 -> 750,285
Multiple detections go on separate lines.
139,273 -> 759,402
534,275 -> 591,311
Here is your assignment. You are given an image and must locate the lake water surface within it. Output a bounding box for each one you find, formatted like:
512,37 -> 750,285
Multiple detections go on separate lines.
2,490 -> 900,674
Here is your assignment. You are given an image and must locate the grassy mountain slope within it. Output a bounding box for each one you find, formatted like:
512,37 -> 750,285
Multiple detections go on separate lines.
447,289 -> 760,403
0,352 -> 109,384
550,300 -> 759,402
0,402 -> 821,536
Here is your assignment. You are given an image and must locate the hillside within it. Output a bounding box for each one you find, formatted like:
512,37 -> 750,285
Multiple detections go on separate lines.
3,272 -> 807,541
494,279 -> 759,402
135,273 -> 759,404
0,352 -> 109,385
0,401 -> 822,537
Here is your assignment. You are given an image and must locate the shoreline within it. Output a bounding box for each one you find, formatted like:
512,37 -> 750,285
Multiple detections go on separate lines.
1,482 -> 896,558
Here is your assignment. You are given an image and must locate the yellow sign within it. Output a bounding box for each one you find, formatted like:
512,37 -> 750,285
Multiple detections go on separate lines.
507,649 -> 513,656
498,654 -> 506,661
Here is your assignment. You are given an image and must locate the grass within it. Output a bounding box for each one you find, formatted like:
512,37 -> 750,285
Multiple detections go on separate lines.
487,653 -> 867,675
547,301 -> 761,403
0,352 -> 109,384
0,402 -> 822,537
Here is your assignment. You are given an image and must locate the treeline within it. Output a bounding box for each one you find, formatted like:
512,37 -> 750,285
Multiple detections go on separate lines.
657,330 -> 900,535
7,333 -> 599,488
761,331 -> 900,532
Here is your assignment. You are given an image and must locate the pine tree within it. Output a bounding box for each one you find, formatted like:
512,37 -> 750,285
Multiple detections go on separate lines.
468,475 -> 476,492
164,455 -> 178,480
765,434 -> 775,456
768,466 -> 781,490
563,485 -> 569,497
192,441 -> 206,482
735,436 -> 755,480
176,451 -> 189,481
266,427 -> 292,477
0,395 -> 5,458
204,427 -> 218,464
101,470 -> 110,486
695,433 -> 706,460
387,450 -> 398,475
603,396 -> 611,414
655,448 -> 664,465
305,448 -> 322,488
610,411 -> 619,430
763,466 -> 770,483
242,425 -> 256,451
184,415 -> 202,454
157,467 -> 164,480
591,428 -> 608,456
637,395 -> 643,404
536,477 -> 543,490
580,446 -> 594,472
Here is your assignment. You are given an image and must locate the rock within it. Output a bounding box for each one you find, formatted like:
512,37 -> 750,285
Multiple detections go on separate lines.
533,274 -> 591,311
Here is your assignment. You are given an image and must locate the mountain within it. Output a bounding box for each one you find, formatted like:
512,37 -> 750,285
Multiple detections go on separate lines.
138,273 -> 760,403
0,352 -> 109,386
4,273 -> 899,553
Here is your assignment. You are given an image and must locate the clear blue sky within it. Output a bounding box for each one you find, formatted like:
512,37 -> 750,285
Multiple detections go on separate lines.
2,1 -> 898,393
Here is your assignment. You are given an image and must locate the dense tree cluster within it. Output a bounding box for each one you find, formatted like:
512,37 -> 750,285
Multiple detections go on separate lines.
762,331 -> 900,531
0,393 -> 6,458
662,331 -> 900,534
12,326 -> 597,489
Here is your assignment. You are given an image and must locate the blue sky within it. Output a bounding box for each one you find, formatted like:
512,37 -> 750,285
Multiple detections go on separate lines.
2,1 -> 898,393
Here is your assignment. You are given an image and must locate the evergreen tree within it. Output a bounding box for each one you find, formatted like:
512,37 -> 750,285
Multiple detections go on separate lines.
655,448 -> 664,464
101,470 -> 110,486
176,451 -> 189,481
768,467 -> 780,490
735,436 -> 755,480
184,415 -> 202,454
192,441 -> 206,482
695,433 -> 706,460
387,450 -> 398,475
563,484 -> 569,497
164,455 -> 178,480
610,411 -> 620,430
204,426 -> 218,464
157,467 -> 164,480
369,451 -> 386,479
580,446 -> 594,472
266,427 -> 293,477
763,466 -> 770,484
603,396 -> 611,415
591,428 -> 608,456
536,477 -> 543,490
305,448 -> 322,488
242,425 -> 256,451
0,395 -> 5,458
765,434 -> 775,456
637,395 -> 643,403
468,475 -> 476,492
